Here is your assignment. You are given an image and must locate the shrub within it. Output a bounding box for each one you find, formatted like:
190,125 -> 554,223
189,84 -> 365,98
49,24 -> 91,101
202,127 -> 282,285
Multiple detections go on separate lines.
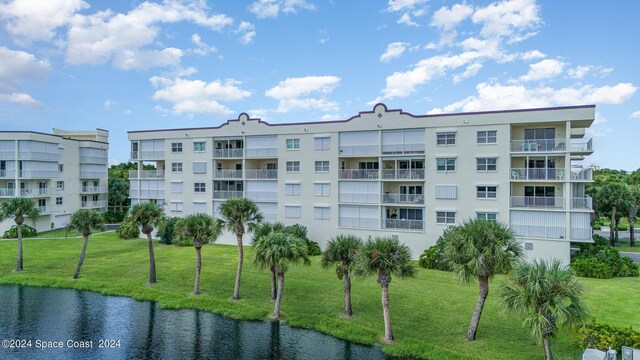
593,223 -> 602,230
116,216 -> 139,239
592,234 -> 608,246
103,210 -> 127,223
418,243 -> 451,271
571,257 -> 613,279
618,224 -> 629,231
578,320 -> 640,353
158,217 -> 179,245
305,239 -> 322,256
3,224 -> 37,239
571,245 -> 639,278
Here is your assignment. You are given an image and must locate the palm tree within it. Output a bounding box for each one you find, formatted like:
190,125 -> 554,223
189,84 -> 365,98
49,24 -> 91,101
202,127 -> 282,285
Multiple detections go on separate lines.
219,198 -> 263,300
629,185 -> 639,247
440,218 -> 523,341
252,222 -> 287,299
252,231 -> 310,318
595,183 -> 632,246
321,234 -> 363,317
0,197 -> 39,272
175,214 -> 222,294
355,237 -> 415,343
499,259 -> 589,360
66,209 -> 105,279
126,202 -> 165,284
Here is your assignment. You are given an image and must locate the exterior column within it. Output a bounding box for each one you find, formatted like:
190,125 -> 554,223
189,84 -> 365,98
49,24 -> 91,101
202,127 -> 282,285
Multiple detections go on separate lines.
564,121 -> 571,241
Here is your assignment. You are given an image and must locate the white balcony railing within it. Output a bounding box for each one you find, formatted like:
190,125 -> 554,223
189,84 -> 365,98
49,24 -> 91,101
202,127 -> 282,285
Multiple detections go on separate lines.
18,151 -> 62,162
130,151 -> 165,160
38,205 -> 62,214
245,148 -> 277,158
20,188 -> 59,197
510,196 -> 565,210
213,170 -> 243,179
510,168 -> 566,181
338,145 -> 379,156
570,139 -> 593,152
0,170 -> 15,178
511,224 -> 566,239
571,227 -> 592,241
510,139 -> 567,152
382,193 -> 424,204
19,170 -> 60,178
339,169 -> 379,180
213,149 -> 244,158
213,190 -> 244,200
137,190 -> 165,199
381,169 -> 425,180
79,155 -> 108,164
81,200 -> 107,208
80,171 -> 108,179
0,188 -> 15,197
245,170 -> 278,180
381,219 -> 424,231
338,193 -> 379,204
245,191 -> 278,202
381,143 -> 425,154
81,186 -> 108,193
571,196 -> 593,210
570,168 -> 593,181
128,170 -> 165,179
0,151 -> 15,160
338,216 -> 378,229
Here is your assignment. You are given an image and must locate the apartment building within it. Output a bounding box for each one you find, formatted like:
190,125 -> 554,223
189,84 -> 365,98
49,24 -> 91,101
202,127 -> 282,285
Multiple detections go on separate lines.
128,104 -> 595,263
0,129 -> 109,233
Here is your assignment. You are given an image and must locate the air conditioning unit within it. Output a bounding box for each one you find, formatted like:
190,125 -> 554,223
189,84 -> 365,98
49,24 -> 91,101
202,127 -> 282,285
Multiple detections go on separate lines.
582,348 -> 606,360
622,346 -> 640,360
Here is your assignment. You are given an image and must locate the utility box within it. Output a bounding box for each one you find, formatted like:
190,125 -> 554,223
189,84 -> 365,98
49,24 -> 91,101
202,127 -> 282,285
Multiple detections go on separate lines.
582,349 -> 606,360
622,346 -> 640,360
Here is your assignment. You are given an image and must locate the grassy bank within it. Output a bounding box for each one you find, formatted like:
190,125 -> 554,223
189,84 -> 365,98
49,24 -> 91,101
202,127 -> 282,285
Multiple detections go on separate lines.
1,233 -> 638,359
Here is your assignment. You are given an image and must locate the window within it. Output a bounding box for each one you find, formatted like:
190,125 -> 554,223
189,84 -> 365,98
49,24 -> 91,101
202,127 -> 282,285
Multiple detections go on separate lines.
314,182 -> 330,197
171,142 -> 183,153
477,212 -> 497,222
56,197 -> 63,205
170,201 -> 183,213
436,211 -> 456,225
286,161 -> 300,172
477,186 -> 497,199
56,181 -> 64,190
436,158 -> 456,172
193,142 -> 206,152
477,130 -> 497,144
314,137 -> 330,150
476,157 -> 497,171
171,162 -> 183,173
58,164 -> 63,172
285,183 -> 301,196
171,181 -> 183,194
194,183 -> 206,193
314,206 -> 330,220
285,205 -> 301,219
193,202 -> 207,214
436,132 -> 456,146
286,138 -> 300,150
193,162 -> 207,174
315,161 -> 329,172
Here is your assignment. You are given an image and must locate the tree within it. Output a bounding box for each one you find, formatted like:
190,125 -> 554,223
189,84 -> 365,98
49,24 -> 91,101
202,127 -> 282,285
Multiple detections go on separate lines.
355,237 -> 415,343
594,183 -> 632,246
321,234 -> 363,317
499,259 -> 589,360
108,177 -> 129,213
629,185 -> 640,247
440,219 -> 523,341
66,209 -> 105,279
218,198 -> 263,300
125,202 -> 165,284
252,231 -> 310,318
252,222 -> 287,299
175,214 -> 222,294
0,197 -> 39,272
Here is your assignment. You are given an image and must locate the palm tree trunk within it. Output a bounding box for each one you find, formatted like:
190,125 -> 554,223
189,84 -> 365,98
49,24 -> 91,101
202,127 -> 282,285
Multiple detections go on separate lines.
270,265 -> 277,300
233,233 -> 243,300
381,283 -> 393,342
147,232 -> 157,284
16,223 -> 23,272
344,269 -> 352,317
543,336 -> 553,360
630,207 -> 636,247
610,207 -> 616,246
467,275 -> 489,341
73,235 -> 89,279
194,247 -> 201,295
615,218 -> 620,243
272,271 -> 284,319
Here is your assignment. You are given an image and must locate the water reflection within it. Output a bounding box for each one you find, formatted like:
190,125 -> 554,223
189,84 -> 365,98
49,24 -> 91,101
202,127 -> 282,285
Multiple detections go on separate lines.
0,285 -> 393,360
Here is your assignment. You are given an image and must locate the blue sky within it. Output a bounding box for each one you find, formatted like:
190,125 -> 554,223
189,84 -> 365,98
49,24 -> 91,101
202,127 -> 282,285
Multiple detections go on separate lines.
0,0 -> 638,169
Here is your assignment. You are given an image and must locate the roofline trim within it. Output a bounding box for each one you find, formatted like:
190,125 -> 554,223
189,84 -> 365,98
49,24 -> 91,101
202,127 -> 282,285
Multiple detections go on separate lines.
0,131 -> 109,145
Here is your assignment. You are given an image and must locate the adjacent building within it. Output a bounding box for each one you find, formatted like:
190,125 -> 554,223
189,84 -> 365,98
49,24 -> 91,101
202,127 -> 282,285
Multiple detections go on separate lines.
0,129 -> 109,233
127,104 -> 595,263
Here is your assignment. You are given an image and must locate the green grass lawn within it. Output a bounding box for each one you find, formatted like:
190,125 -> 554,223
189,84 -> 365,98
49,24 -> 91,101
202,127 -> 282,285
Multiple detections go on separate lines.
0,233 -> 638,360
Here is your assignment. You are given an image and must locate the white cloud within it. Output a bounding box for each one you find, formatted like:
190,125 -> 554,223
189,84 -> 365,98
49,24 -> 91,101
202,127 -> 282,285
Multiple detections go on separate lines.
431,4 -> 473,31
471,0 -> 542,42
236,21 -> 256,44
452,63 -> 483,83
104,100 -> 117,110
249,0 -> 315,19
386,0 -> 428,27
0,92 -> 41,108
380,42 -> 408,62
0,47 -> 50,107
586,112 -> 611,138
630,111 -> 640,118
521,50 -> 545,60
150,76 -> 251,115
567,65 -> 592,79
189,33 -> 217,55
428,82 -> 637,114
518,58 -> 565,82
320,113 -> 344,121
0,0 -> 88,42
266,75 -> 341,112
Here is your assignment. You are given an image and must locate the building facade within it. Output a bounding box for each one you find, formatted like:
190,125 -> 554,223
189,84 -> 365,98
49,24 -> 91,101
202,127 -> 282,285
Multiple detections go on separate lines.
128,104 -> 595,263
0,129 -> 109,233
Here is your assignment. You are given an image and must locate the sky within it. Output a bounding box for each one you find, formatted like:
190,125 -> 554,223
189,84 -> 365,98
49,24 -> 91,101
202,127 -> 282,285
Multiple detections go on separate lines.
0,0 -> 638,170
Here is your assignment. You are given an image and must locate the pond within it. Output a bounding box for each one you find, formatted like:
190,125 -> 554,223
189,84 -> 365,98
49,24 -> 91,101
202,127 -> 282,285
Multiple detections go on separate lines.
0,285 -> 392,359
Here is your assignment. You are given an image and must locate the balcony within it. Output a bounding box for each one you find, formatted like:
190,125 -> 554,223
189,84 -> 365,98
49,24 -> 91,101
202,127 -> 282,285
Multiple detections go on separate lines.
510,139 -> 566,153
19,170 -> 60,179
245,191 -> 278,202
510,196 -> 565,210
338,193 -> 378,204
213,190 -> 244,200
338,216 -> 378,229
213,149 -> 244,158
79,155 -> 108,164
0,170 -> 15,178
245,170 -> 277,180
339,169 -> 379,180
381,219 -> 424,231
213,170 -> 243,179
0,188 -> 15,197
38,205 -> 62,214
81,185 -> 107,194
571,196 -> 593,210
382,193 -> 424,205
131,190 -> 165,199
570,139 -> 593,153
19,188 -> 60,197
130,151 -> 165,160
511,224 -> 565,240
339,145 -> 378,156
80,171 -> 108,179
128,170 -> 165,179
381,169 -> 425,180
81,200 -> 107,209
245,148 -> 277,158
381,143 -> 425,155
570,168 -> 593,181
510,168 -> 566,181
0,151 -> 15,160
18,151 -> 61,162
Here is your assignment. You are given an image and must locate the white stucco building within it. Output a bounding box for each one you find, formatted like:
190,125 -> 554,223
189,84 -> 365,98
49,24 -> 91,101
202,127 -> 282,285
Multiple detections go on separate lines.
128,104 -> 595,262
0,129 -> 109,233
